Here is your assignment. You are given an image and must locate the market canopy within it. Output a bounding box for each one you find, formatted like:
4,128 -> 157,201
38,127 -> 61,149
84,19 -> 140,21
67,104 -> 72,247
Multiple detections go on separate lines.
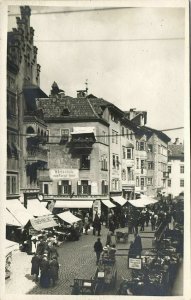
57,211 -> 81,224
27,199 -> 51,217
6,200 -> 33,226
54,200 -> 93,209
111,196 -> 127,206
101,200 -> 116,208
127,195 -> 158,208
30,215 -> 58,231
6,209 -> 21,226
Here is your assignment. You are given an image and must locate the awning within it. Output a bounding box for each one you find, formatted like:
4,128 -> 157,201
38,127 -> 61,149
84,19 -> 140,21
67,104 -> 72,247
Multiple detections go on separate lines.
54,200 -> 93,209
101,200 -> 116,208
6,239 -> 19,256
57,211 -> 81,224
71,127 -> 95,135
6,209 -> 21,226
111,196 -> 127,206
6,200 -> 33,226
27,199 -> 51,217
30,215 -> 58,231
127,196 -> 158,208
127,199 -> 146,208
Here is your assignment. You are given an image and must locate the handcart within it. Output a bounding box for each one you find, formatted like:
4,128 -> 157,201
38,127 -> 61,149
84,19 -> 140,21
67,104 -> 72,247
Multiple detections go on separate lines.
94,246 -> 117,292
115,231 -> 129,243
71,278 -> 100,295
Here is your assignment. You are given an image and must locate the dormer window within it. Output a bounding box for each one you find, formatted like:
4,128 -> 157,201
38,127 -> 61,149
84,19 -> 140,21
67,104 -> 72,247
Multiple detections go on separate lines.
61,107 -> 70,116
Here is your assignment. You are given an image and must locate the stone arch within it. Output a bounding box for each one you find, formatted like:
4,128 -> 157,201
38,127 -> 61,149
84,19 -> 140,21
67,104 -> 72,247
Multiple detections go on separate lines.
26,126 -> 35,134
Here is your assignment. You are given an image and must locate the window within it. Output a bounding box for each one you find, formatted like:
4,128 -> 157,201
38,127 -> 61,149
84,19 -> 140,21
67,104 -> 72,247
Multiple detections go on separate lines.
101,155 -> 108,170
136,141 -> 139,150
136,177 -> 139,187
60,128 -> 70,143
127,167 -> 134,181
112,130 -> 118,143
122,147 -> 126,159
140,141 -> 145,151
148,144 -> 153,153
58,180 -> 72,195
168,180 -> 171,187
140,177 -> 145,188
80,155 -> 90,169
136,158 -> 139,169
126,129 -> 129,140
102,180 -> 108,195
168,166 -> 171,173
111,113 -> 118,123
147,178 -> 153,185
122,126 -> 125,136
122,169 -> 126,181
112,179 -> 120,191
44,183 -> 49,195
148,162 -> 154,170
7,175 -> 18,195
180,165 -> 184,173
141,160 -> 145,169
113,154 -> 119,169
78,180 -> 91,195
180,179 -> 184,187
127,148 -> 132,159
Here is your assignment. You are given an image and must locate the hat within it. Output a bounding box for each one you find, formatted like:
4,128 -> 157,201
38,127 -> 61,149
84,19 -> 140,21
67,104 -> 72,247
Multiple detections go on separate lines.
43,253 -> 48,257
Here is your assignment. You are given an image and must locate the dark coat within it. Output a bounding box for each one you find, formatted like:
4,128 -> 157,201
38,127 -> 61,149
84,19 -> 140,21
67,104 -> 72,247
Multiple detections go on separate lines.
48,246 -> 59,260
49,259 -> 59,281
94,240 -> 103,253
40,258 -> 50,288
133,235 -> 142,256
31,255 -> 40,275
36,241 -> 46,256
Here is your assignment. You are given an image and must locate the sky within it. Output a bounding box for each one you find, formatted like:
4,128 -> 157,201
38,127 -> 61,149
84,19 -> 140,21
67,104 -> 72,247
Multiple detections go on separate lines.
8,5 -> 185,142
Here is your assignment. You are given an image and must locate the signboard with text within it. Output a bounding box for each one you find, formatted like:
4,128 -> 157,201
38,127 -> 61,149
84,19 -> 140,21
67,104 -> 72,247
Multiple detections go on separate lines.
49,169 -> 79,180
128,258 -> 142,270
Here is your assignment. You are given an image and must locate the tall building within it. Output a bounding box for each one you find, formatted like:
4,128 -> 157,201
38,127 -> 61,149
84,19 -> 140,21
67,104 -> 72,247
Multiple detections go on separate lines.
7,6 -> 48,207
165,138 -> 184,198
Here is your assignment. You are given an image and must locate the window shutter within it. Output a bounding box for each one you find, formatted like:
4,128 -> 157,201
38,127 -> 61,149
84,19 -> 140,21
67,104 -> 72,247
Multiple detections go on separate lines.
69,180 -> 71,185
77,181 -> 81,195
58,184 -> 62,195
88,184 -> 91,195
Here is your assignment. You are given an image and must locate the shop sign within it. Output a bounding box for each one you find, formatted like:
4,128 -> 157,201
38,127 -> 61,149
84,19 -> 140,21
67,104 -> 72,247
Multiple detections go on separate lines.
50,169 -> 79,180
128,258 -> 142,270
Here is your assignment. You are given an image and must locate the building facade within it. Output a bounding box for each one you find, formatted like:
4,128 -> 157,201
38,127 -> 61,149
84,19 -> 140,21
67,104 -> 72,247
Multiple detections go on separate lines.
165,139 -> 184,198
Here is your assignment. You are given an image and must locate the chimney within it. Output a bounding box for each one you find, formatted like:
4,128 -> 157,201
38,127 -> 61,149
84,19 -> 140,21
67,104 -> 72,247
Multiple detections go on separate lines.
129,108 -> 136,120
174,138 -> 180,145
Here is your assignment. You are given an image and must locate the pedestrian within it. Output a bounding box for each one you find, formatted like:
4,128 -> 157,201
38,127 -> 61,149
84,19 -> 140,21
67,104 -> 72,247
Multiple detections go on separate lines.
31,253 -> 40,282
145,210 -> 150,227
139,213 -> 145,232
40,254 -> 50,288
36,238 -> 46,257
49,256 -> 59,287
48,242 -> 59,260
93,213 -> 101,236
109,218 -> 115,234
84,214 -> 90,235
128,241 -> 135,260
133,233 -> 142,257
94,238 -> 103,264
151,215 -> 156,231
105,231 -> 112,246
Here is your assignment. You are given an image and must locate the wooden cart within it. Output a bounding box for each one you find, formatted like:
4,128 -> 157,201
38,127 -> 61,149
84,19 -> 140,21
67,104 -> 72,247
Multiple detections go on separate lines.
71,278 -> 100,295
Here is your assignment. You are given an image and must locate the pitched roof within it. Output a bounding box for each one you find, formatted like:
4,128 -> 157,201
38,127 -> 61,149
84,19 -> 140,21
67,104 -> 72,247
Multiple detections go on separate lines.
141,126 -> 171,143
168,144 -> 184,157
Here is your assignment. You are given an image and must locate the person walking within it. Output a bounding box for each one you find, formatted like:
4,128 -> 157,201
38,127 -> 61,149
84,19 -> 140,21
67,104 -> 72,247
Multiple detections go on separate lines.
105,231 -> 112,246
49,256 -> 59,287
48,242 -> 59,260
31,253 -> 40,282
133,233 -> 142,257
93,213 -> 101,236
94,238 -> 103,264
39,254 -> 50,288
84,214 -> 90,235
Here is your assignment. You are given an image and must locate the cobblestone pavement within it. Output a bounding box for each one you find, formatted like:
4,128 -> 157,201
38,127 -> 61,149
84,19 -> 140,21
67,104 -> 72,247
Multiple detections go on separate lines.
5,224 -> 157,295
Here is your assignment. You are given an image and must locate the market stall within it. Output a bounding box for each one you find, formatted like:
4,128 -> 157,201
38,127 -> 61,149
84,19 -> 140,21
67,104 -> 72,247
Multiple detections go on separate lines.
57,211 -> 82,241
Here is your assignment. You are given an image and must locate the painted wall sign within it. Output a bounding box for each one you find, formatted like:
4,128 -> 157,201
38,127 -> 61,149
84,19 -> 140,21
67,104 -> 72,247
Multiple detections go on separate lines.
49,169 -> 79,180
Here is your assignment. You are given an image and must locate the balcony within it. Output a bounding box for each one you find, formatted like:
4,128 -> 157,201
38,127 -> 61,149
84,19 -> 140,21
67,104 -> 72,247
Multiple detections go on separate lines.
26,146 -> 48,163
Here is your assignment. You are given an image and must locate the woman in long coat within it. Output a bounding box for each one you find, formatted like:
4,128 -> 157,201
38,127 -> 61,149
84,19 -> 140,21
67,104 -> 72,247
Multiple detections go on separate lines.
40,255 -> 50,288
49,256 -> 59,286
31,253 -> 40,282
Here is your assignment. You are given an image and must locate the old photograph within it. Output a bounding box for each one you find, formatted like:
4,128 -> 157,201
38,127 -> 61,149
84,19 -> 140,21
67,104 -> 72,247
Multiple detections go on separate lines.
4,1 -> 188,297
